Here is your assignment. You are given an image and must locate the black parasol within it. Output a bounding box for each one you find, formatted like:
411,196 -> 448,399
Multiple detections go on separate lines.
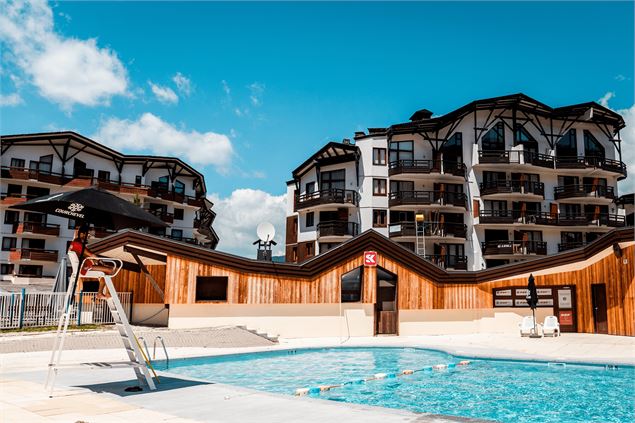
526,274 -> 540,337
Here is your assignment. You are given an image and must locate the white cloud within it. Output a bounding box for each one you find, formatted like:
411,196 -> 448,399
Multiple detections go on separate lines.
599,92 -> 635,194
221,80 -> 231,97
172,72 -> 192,96
0,93 -> 24,106
93,113 -> 234,171
148,81 -> 178,104
208,189 -> 286,258
598,92 -> 614,107
248,82 -> 265,106
0,0 -> 128,109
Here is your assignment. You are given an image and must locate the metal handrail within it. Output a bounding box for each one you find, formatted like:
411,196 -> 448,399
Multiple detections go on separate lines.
153,336 -> 169,367
138,336 -> 151,359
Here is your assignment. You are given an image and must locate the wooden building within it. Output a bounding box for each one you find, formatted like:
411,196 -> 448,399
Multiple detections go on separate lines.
90,227 -> 635,337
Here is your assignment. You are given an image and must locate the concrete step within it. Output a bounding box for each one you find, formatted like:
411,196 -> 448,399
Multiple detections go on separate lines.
237,325 -> 279,343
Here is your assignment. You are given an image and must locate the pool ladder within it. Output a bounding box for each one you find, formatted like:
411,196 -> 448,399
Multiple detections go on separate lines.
138,335 -> 170,368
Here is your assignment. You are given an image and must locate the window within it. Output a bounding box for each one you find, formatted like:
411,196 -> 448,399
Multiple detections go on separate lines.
389,180 -> 413,194
22,238 -> 44,249
561,203 -> 582,217
319,243 -> 339,254
514,125 -> 535,144
10,158 -> 25,168
2,237 -> 17,251
174,208 -> 184,220
442,133 -> 463,162
4,210 -> 19,224
389,141 -> 413,163
135,175 -> 143,186
306,212 -> 315,227
583,130 -> 605,159
320,170 -> 345,191
156,175 -> 170,191
174,180 -> 185,195
373,210 -> 387,227
373,178 -> 387,196
196,276 -> 228,301
68,219 -> 77,230
38,154 -> 53,174
97,170 -> 110,181
306,242 -> 314,257
373,148 -> 387,165
341,267 -> 363,302
1,263 -> 14,275
7,184 -> 22,196
482,122 -> 505,151
290,247 -> 297,262
171,229 -> 183,240
556,129 -> 577,157
305,182 -> 316,195
18,265 -> 42,277
26,186 -> 49,198
73,158 -> 93,178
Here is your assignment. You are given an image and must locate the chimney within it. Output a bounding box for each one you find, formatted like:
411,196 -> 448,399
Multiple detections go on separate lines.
409,109 -> 434,121
342,138 -> 352,145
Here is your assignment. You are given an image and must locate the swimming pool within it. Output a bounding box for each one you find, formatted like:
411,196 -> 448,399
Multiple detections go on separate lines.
154,347 -> 635,423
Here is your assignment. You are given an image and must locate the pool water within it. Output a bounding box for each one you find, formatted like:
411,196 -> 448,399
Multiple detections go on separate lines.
155,347 -> 635,423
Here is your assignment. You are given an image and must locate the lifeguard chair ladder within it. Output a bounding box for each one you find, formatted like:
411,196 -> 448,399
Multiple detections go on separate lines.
45,254 -> 156,396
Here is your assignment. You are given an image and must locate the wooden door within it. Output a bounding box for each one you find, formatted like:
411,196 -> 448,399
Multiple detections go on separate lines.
591,283 -> 608,334
375,269 -> 397,335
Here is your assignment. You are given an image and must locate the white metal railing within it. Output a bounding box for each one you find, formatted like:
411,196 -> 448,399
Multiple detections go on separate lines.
0,291 -> 132,329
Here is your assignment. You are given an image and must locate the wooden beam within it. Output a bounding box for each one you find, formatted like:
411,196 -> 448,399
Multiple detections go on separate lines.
129,250 -> 165,301
123,245 -> 167,263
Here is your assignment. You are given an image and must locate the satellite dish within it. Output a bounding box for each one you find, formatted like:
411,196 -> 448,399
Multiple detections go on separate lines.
257,222 -> 275,242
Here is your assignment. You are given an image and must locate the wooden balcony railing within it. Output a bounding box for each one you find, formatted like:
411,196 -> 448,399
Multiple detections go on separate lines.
1,166 -> 67,185
554,185 -> 615,200
145,209 -> 174,224
316,221 -> 359,237
479,180 -> 544,197
558,242 -> 586,252
9,248 -> 59,262
389,191 -> 467,208
13,222 -> 60,236
388,160 -> 466,177
481,240 -> 547,256
424,254 -> 468,270
0,193 -> 36,206
476,151 -> 627,177
294,189 -> 360,211
388,222 -> 467,238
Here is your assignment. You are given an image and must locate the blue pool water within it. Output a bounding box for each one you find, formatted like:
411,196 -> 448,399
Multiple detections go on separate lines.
154,347 -> 635,423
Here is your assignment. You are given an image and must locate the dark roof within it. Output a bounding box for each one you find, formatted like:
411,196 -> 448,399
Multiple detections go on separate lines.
89,226 -> 634,284
355,93 -> 626,139
409,108 -> 434,121
291,141 -> 360,179
1,131 -> 208,192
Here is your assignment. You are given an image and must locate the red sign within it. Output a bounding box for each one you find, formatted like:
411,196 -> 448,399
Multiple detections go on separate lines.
559,310 -> 574,326
364,251 -> 377,267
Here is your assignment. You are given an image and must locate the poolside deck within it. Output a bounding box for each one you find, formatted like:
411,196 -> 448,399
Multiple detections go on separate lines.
1,332 -> 634,422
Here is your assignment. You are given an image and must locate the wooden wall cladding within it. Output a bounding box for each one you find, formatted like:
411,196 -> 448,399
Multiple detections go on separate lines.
117,244 -> 634,336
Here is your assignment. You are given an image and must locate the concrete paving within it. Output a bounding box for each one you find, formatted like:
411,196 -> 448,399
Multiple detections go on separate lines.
1,331 -> 634,422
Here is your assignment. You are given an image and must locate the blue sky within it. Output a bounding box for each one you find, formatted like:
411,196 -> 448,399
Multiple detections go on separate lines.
1,1 -> 634,256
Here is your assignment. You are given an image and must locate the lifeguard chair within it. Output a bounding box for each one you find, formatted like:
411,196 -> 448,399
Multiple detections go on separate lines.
45,250 -> 156,396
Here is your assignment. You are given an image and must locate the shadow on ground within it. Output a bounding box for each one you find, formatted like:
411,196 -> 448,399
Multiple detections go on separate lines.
77,375 -> 212,397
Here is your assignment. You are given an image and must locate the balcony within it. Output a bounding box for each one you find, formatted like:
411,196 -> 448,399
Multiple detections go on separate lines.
0,193 -> 35,206
558,242 -> 586,252
294,189 -> 360,211
389,191 -> 467,209
162,234 -> 200,245
554,185 -> 615,201
424,254 -> 468,270
145,209 -> 174,224
555,156 -> 627,177
9,248 -> 59,262
388,160 -> 466,178
478,210 -> 626,228
1,166 -> 67,185
13,222 -> 60,236
388,221 -> 467,238
480,180 -> 544,198
481,240 -> 547,256
317,221 -> 359,238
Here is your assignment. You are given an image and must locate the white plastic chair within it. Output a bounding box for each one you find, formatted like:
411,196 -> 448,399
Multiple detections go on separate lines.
542,316 -> 560,337
519,315 -> 540,337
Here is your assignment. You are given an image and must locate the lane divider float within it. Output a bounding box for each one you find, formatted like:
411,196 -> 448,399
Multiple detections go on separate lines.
294,360 -> 471,396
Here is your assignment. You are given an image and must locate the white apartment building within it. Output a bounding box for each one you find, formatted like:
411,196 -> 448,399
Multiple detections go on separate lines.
285,94 -> 628,270
1,131 -> 219,287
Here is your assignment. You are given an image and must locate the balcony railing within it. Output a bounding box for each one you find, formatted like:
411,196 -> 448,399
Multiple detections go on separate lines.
317,221 -> 359,237
480,180 -> 544,197
481,240 -> 547,256
388,222 -> 467,238
388,160 -> 467,177
476,151 -> 627,177
554,184 -> 615,201
0,193 -> 36,206
162,234 -> 200,245
1,166 -> 67,185
478,210 -> 626,227
294,189 -> 360,211
9,248 -> 59,262
145,209 -> 174,224
13,221 -> 60,236
424,254 -> 468,270
558,242 -> 586,252
389,191 -> 467,208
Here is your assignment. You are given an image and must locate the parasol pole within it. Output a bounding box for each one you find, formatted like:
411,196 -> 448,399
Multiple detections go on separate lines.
67,223 -> 89,312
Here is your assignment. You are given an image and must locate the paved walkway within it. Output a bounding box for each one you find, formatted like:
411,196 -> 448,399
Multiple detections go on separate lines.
1,331 -> 634,422
0,326 -> 273,354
